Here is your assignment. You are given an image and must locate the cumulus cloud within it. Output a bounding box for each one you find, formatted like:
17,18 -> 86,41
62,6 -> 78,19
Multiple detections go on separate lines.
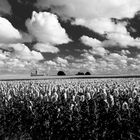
107,32 -> 140,47
46,60 -> 57,66
105,53 -> 128,67
37,0 -> 140,19
43,58 -> 69,75
81,53 -> 96,62
77,38 -> 137,74
6,59 -> 25,69
0,43 -> 44,61
73,18 -> 127,34
26,11 -> 71,45
0,60 -> 4,67
11,44 -> 44,61
29,50 -> 44,61
0,51 -> 44,75
0,58 -> 44,74
33,43 -> 59,53
121,50 -> 131,56
75,38 -> 132,74
78,51 -> 130,74
65,55 -> 74,61
43,50 -> 140,75
80,36 -> 108,56
56,57 -> 68,67
81,36 -> 102,46
0,17 -> 22,43
0,50 -> 7,60
76,19 -> 140,48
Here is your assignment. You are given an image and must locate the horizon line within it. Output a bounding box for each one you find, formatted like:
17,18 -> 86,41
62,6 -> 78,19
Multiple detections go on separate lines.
1,74 -> 140,81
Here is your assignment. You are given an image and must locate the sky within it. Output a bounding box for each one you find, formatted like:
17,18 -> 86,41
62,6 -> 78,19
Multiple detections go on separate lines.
1,0 -> 140,75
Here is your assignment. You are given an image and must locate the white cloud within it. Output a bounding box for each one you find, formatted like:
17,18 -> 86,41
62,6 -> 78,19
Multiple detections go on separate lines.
106,53 -> 127,65
80,36 -> 108,56
46,60 -> 57,66
83,54 -> 96,62
44,57 -> 69,71
6,58 -> 25,68
65,55 -> 74,61
56,57 -> 68,66
26,11 -> 71,45
107,32 -> 140,47
97,53 -> 128,72
86,55 -> 96,62
43,58 -> 69,75
78,48 -> 131,74
30,50 -> 44,61
1,58 -> 44,74
81,36 -> 101,46
33,43 -> 59,53
0,17 -> 22,43
0,43 -> 44,61
42,51 -> 140,75
76,19 -> 140,48
121,50 -> 131,56
0,60 -> 4,67
0,52 -> 7,60
73,18 -> 127,34
37,0 -> 140,19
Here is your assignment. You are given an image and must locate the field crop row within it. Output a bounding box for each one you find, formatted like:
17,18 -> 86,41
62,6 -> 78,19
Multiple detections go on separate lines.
0,78 -> 140,139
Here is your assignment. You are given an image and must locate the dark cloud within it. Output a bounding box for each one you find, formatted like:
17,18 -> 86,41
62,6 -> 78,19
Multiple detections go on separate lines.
59,19 -> 106,42
0,0 -> 11,16
126,12 -> 140,38
2,0 -> 107,41
106,46 -> 140,58
4,0 -> 37,31
42,41 -> 88,61
114,11 -> 140,39
36,0 -> 140,19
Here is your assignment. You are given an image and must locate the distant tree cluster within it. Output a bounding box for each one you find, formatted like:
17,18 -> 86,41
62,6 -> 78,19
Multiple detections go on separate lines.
57,71 -> 66,76
57,71 -> 91,76
76,72 -> 84,75
76,72 -> 91,75
85,72 -> 91,75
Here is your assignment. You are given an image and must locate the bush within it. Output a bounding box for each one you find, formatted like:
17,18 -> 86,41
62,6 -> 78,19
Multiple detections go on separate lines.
57,71 -> 66,76
76,72 -> 84,75
85,72 -> 91,75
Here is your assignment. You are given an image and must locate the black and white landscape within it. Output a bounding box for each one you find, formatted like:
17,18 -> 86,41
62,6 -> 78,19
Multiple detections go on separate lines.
0,0 -> 140,140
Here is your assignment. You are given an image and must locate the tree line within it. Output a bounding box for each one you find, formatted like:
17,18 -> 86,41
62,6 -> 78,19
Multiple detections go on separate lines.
57,71 -> 91,76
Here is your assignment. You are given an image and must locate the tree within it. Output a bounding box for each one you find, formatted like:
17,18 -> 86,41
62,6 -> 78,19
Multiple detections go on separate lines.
76,72 -> 85,75
57,71 -> 66,76
85,72 -> 91,75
